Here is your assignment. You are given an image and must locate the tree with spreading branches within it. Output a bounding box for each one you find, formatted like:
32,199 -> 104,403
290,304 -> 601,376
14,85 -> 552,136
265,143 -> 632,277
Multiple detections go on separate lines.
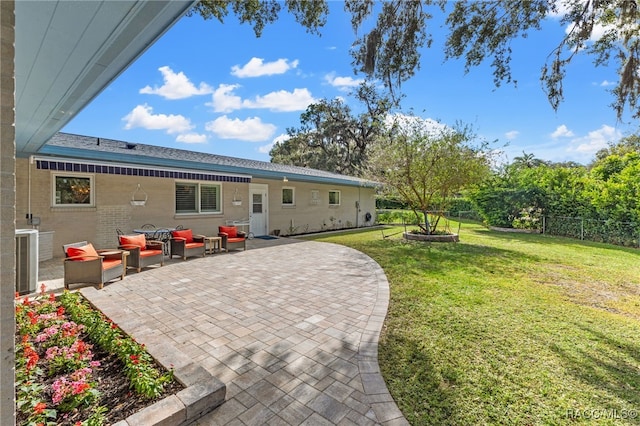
269,82 -> 390,175
192,0 -> 640,120
368,118 -> 494,234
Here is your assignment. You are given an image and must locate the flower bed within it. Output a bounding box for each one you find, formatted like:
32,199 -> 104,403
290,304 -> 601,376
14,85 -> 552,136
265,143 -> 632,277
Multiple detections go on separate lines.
15,285 -> 182,426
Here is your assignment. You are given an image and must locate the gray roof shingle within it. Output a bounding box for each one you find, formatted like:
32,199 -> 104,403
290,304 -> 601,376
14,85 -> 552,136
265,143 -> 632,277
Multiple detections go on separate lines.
39,133 -> 377,187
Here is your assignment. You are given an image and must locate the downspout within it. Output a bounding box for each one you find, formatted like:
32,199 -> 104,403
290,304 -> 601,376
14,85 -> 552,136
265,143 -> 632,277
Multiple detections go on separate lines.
356,186 -> 361,227
28,155 -> 32,227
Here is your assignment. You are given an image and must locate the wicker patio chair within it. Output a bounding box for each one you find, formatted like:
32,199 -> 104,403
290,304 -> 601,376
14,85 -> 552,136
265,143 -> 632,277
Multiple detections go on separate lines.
62,241 -> 126,290
218,226 -> 247,251
169,229 -> 205,260
118,234 -> 164,273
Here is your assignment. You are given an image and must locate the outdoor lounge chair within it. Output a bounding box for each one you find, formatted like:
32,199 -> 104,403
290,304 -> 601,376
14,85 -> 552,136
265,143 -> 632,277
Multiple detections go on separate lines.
118,233 -> 164,273
169,229 -> 206,260
62,241 -> 126,290
218,226 -> 247,251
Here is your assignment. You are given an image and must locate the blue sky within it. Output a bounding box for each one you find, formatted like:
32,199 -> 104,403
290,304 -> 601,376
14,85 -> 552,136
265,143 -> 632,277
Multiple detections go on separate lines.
62,2 -> 636,166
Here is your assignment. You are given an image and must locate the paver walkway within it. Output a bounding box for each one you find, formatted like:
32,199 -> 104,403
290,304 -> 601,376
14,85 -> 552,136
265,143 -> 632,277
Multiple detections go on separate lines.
76,239 -> 408,425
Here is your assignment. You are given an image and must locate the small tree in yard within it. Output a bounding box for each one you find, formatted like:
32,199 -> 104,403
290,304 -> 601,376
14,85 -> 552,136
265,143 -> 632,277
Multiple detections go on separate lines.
370,117 -> 493,234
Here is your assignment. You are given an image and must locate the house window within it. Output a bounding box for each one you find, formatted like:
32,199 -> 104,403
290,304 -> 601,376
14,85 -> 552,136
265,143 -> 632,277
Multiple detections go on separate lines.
282,187 -> 295,206
175,182 -> 221,214
329,190 -> 341,206
310,189 -> 320,205
53,173 -> 94,206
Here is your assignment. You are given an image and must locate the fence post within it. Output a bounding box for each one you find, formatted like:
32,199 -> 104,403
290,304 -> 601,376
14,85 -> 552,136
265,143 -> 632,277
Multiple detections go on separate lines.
542,216 -> 546,234
581,218 -> 584,240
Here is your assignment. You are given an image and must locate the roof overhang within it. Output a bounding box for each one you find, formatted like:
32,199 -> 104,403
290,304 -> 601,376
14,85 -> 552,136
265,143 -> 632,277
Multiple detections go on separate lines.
36,143 -> 380,188
15,0 -> 196,157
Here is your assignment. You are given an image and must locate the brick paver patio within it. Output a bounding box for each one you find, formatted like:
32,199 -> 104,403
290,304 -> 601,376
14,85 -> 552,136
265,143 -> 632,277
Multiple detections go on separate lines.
42,238 -> 407,425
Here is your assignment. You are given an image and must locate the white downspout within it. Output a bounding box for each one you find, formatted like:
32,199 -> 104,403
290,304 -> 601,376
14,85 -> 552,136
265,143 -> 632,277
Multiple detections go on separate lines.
28,155 -> 33,227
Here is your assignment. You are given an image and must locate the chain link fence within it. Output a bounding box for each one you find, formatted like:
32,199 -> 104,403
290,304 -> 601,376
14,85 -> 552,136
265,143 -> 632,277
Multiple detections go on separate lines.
542,216 -> 640,248
377,209 -> 640,248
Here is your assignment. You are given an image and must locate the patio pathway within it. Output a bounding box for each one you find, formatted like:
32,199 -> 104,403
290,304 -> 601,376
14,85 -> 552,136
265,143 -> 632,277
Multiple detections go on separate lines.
42,238 -> 408,425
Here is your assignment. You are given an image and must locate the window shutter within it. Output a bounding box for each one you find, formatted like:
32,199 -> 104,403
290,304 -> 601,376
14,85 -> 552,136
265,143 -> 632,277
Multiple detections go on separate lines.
176,183 -> 197,213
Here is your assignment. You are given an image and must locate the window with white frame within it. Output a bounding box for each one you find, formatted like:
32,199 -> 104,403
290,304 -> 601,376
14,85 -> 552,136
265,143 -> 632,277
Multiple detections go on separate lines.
175,182 -> 221,214
328,190 -> 341,206
282,187 -> 295,206
53,173 -> 94,206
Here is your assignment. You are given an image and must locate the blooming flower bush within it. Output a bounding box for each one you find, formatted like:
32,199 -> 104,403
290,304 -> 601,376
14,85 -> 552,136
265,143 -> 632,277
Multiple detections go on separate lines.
15,285 -> 175,426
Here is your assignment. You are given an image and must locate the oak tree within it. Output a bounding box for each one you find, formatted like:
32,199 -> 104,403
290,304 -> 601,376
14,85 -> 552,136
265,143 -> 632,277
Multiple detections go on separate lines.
193,0 -> 640,119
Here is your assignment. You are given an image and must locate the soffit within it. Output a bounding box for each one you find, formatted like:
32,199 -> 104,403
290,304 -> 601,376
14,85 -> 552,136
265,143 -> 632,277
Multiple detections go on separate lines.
14,0 -> 195,156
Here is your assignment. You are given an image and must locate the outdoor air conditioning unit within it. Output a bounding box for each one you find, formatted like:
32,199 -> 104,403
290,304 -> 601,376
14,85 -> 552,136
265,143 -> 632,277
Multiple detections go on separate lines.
16,229 -> 38,295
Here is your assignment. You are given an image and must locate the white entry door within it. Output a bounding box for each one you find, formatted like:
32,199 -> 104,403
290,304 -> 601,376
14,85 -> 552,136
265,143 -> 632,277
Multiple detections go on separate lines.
249,184 -> 268,237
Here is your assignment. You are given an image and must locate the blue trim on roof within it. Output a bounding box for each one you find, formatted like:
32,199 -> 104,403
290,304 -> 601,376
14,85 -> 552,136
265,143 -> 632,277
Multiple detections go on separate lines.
36,160 -> 250,183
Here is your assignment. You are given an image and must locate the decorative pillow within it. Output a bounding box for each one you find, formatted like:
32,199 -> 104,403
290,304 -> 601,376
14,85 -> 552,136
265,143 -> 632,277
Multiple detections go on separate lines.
119,234 -> 146,250
66,243 -> 99,261
172,229 -> 193,243
219,226 -> 237,238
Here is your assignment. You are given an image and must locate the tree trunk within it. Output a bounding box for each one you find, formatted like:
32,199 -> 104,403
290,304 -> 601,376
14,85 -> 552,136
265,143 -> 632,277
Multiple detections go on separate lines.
423,210 -> 431,234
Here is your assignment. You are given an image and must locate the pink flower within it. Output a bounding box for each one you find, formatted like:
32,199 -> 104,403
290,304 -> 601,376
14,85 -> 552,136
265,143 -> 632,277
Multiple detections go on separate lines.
45,346 -> 60,360
51,378 -> 68,404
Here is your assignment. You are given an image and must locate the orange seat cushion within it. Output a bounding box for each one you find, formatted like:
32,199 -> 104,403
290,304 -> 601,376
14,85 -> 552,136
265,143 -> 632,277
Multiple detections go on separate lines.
119,234 -> 147,250
185,242 -> 204,249
228,237 -> 245,243
219,226 -> 237,238
102,259 -> 122,270
140,249 -> 163,258
66,243 -> 99,261
172,229 -> 193,243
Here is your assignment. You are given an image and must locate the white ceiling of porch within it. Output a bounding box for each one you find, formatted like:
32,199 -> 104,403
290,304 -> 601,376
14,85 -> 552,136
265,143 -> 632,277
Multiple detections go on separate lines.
14,0 -> 195,156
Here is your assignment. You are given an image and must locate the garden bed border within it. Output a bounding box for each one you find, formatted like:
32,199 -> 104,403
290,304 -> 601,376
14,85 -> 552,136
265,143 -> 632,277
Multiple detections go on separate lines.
403,232 -> 460,242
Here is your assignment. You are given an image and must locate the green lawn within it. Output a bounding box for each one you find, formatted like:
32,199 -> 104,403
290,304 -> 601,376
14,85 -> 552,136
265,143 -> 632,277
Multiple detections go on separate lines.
303,223 -> 640,425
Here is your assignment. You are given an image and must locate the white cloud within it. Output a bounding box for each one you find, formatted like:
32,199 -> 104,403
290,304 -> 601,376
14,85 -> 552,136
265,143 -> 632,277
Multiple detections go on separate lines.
139,66 -> 213,99
207,85 -> 314,113
325,73 -> 364,90
244,88 -> 315,112
571,125 -> 621,154
231,57 -> 299,78
208,84 -> 243,113
122,104 -> 193,134
259,133 -> 289,154
205,115 -> 276,142
600,79 -> 616,87
505,130 -> 519,140
384,113 -> 447,135
551,124 -> 575,139
547,1 -> 570,18
176,133 -> 207,144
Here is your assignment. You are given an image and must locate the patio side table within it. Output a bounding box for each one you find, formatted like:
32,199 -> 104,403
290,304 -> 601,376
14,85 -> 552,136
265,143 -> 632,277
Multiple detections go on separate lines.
203,236 -> 223,254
